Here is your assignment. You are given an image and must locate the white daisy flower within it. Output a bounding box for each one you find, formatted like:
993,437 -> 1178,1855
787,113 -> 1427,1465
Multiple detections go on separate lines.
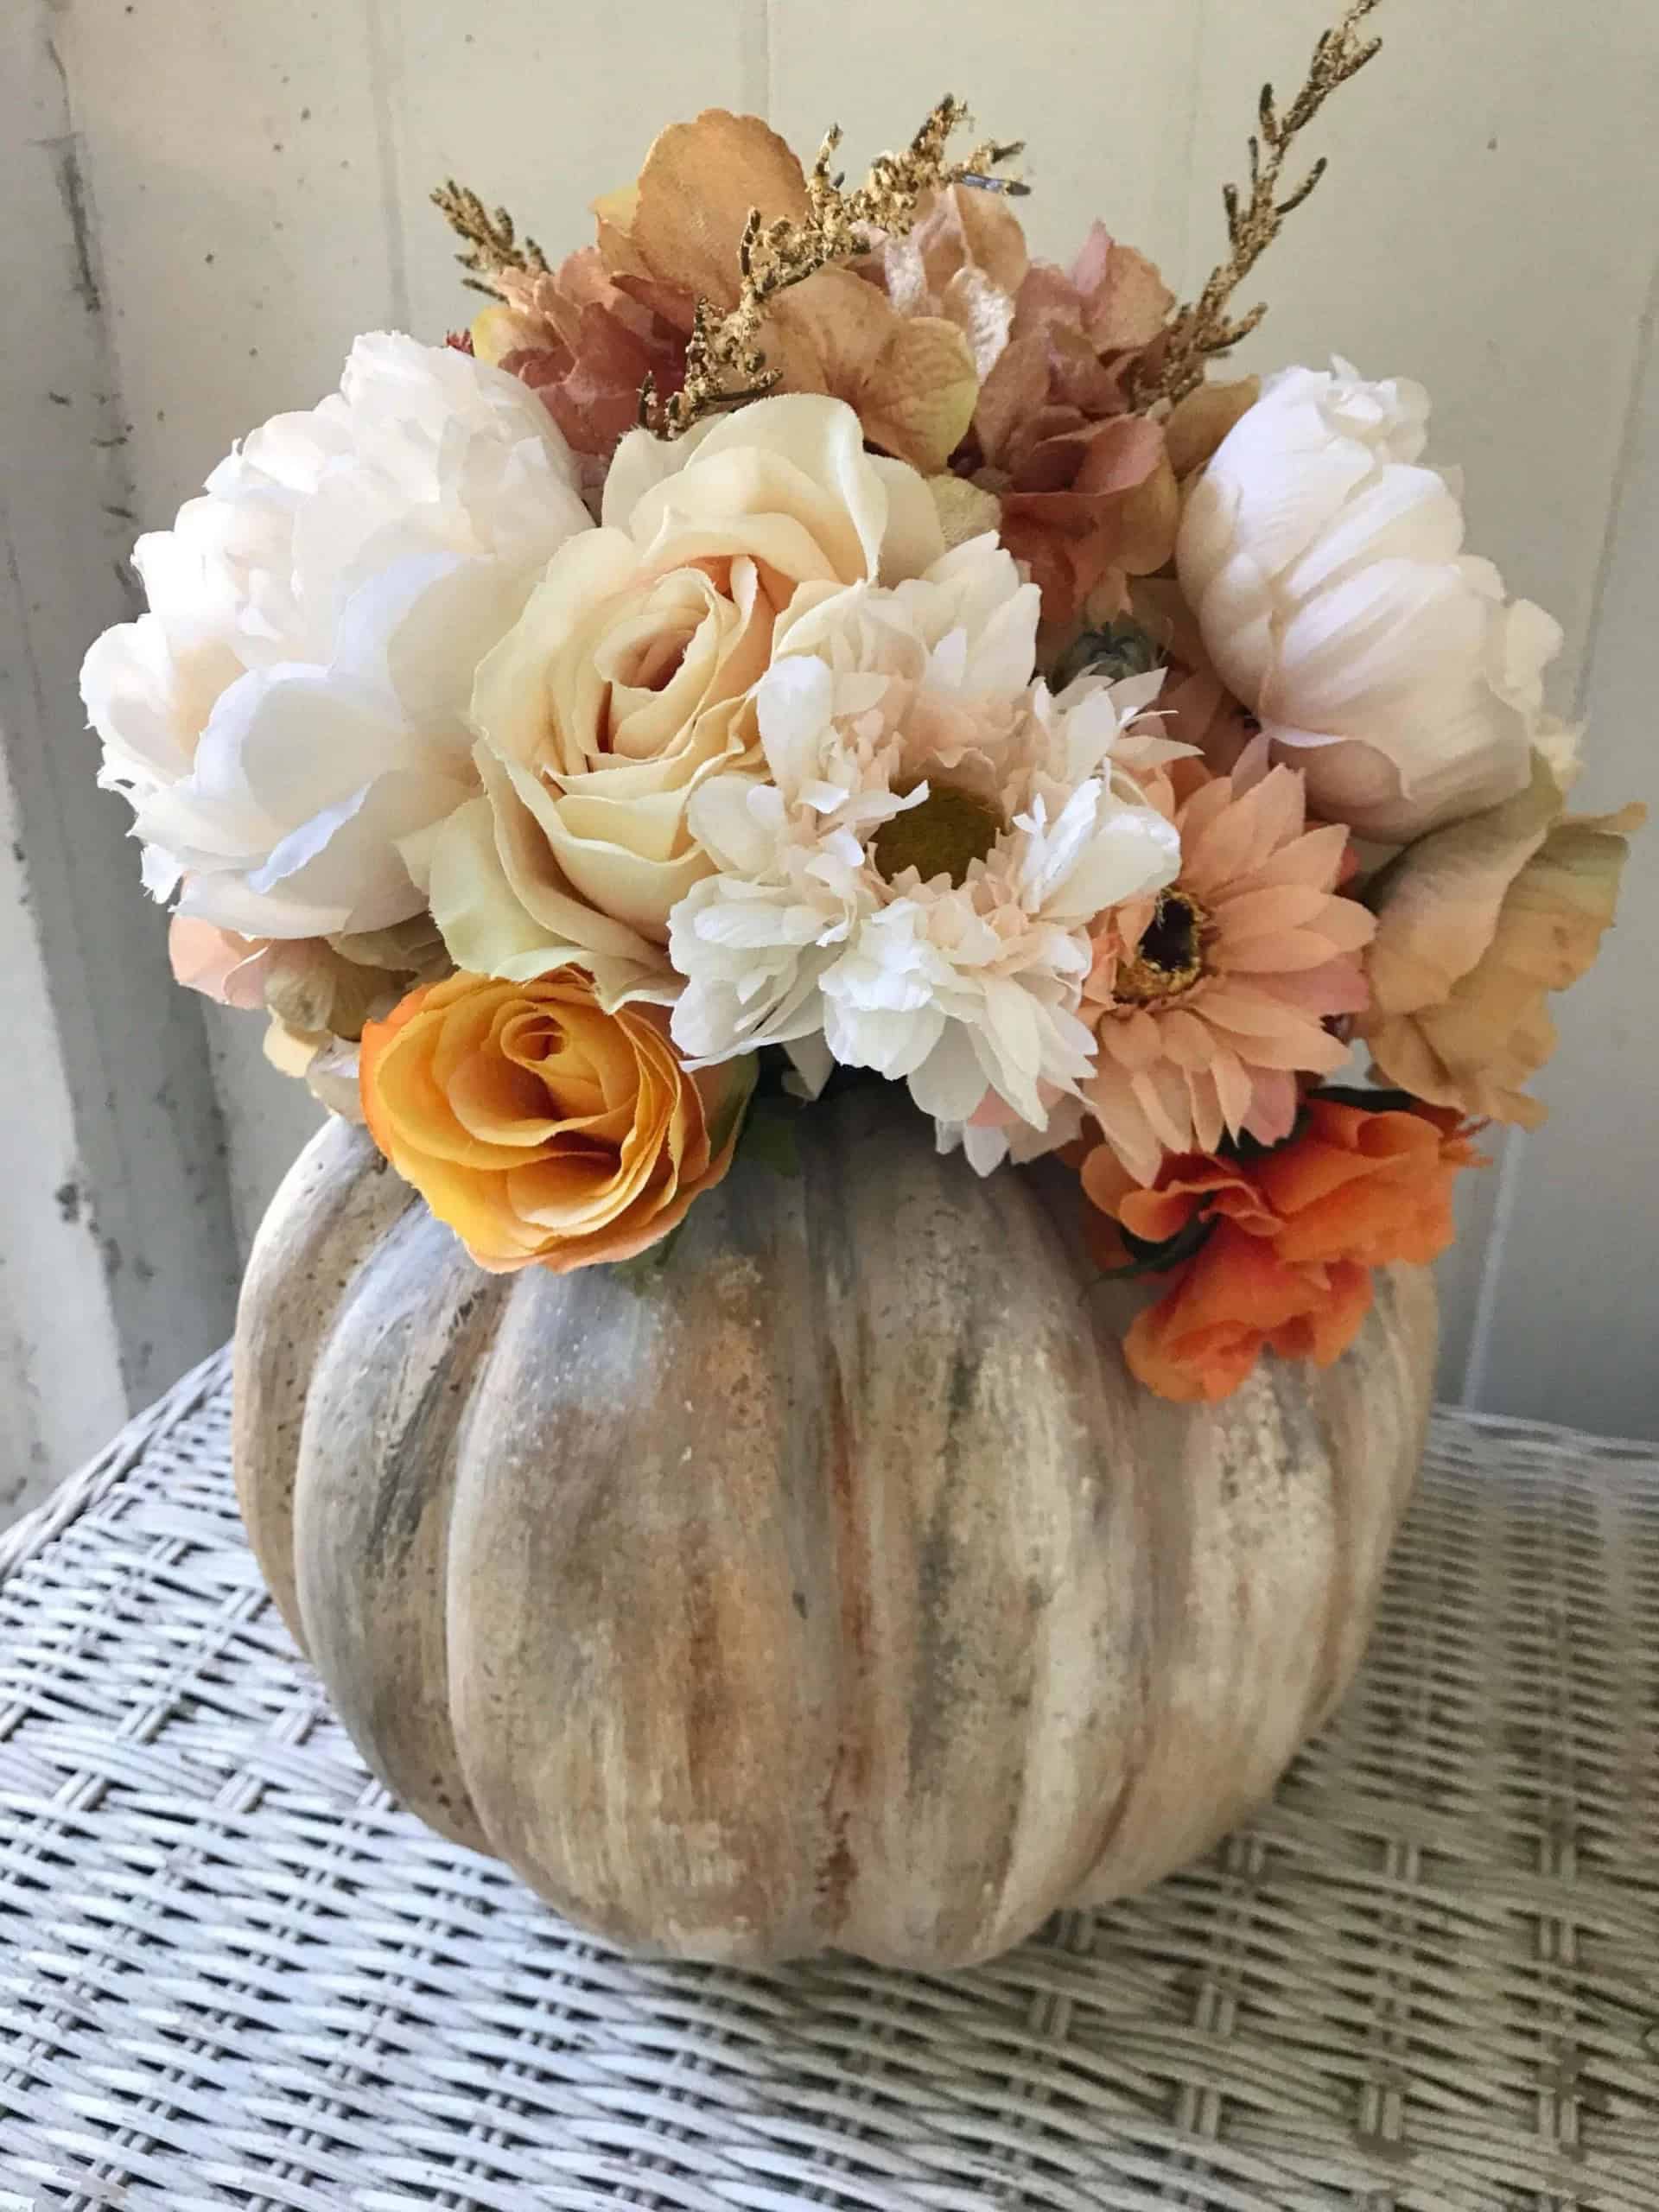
667,535 -> 1182,1152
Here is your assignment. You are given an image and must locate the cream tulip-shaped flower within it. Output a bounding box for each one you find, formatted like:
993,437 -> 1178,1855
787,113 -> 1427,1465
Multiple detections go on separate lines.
422,394 -> 947,1001
1177,359 -> 1566,843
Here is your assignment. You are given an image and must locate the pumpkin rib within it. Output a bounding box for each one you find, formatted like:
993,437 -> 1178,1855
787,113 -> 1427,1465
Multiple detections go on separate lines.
292,1200 -> 510,1854
804,1102 -> 1175,1967
443,1173 -> 843,1964
1302,1262 -> 1437,1735
233,1116 -> 420,1651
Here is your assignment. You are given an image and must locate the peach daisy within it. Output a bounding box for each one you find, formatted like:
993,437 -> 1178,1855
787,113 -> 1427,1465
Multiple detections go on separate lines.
1081,740 -> 1376,1185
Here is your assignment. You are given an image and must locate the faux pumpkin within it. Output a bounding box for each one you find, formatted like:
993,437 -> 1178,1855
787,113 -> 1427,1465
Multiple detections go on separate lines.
233,1085 -> 1436,1968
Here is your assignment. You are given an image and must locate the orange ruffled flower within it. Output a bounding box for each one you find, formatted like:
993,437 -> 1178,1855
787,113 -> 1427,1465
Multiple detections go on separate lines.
360,969 -> 755,1274
1080,1096 -> 1483,1403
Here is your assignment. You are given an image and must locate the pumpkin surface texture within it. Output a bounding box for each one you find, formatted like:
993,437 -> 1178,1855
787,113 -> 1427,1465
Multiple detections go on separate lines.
233,1086 -> 1437,1967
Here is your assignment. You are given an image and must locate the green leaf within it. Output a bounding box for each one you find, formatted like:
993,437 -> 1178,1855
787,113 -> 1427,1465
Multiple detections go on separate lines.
1307,1083 -> 1419,1117
1090,1206 -> 1217,1283
702,1052 -> 761,1160
737,1091 -> 804,1179
1048,620 -> 1162,694
608,1214 -> 692,1290
1216,1107 -> 1309,1165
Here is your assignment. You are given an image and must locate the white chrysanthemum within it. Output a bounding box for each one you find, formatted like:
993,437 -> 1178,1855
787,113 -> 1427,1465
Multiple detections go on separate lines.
667,536 -> 1181,1144
82,333 -> 591,937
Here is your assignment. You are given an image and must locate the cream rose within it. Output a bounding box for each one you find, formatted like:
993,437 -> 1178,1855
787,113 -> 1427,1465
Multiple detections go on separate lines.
419,393 -> 947,1001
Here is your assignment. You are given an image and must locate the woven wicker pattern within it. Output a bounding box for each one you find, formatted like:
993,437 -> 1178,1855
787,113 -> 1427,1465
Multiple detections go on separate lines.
0,1358 -> 1656,2209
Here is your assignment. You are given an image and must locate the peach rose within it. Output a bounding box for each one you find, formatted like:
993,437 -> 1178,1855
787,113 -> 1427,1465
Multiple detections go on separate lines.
359,969 -> 756,1273
417,393 -> 945,1002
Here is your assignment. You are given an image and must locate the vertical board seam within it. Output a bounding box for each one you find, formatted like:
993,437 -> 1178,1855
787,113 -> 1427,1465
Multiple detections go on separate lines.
1569,248 -> 1659,725
1176,0 -> 1211,290
1460,1127 -> 1524,1411
741,0 -> 772,123
1460,248 -> 1659,1412
364,0 -> 413,334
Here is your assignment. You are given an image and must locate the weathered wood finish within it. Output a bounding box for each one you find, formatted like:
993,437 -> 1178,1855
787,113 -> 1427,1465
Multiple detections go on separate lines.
233,1090 -> 1438,1967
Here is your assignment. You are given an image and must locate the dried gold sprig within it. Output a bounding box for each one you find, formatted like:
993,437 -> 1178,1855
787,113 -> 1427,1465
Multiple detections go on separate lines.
430,179 -> 548,298
1132,0 -> 1384,409
640,96 -> 1027,439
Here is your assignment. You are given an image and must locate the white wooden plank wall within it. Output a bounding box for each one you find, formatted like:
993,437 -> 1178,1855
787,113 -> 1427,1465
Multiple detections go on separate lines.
20,0 -> 1657,1445
1,3 -> 239,1516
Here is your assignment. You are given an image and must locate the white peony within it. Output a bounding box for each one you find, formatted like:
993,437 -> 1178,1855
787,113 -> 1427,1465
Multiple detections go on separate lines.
82,333 -> 591,937
667,536 -> 1181,1145
1177,358 -> 1566,843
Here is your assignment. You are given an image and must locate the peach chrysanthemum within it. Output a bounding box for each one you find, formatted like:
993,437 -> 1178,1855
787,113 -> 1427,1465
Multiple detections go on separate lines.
1081,741 -> 1376,1185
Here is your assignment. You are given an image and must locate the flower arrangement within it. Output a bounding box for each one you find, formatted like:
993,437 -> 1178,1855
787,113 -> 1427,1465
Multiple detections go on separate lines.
83,3 -> 1641,1406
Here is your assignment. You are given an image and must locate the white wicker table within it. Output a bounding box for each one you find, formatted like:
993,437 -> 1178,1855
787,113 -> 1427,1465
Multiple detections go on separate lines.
0,1354 -> 1656,2211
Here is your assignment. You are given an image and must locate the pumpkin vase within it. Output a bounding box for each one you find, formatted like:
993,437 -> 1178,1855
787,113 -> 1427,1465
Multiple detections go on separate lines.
232,1085 -> 1437,1969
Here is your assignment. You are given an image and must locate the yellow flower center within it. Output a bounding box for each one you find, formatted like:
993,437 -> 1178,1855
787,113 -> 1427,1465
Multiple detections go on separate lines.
1114,890 -> 1211,1005
870,780 -> 1006,887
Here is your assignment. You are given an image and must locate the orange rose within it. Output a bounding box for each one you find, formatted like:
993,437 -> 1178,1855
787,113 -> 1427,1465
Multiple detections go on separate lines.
359,970 -> 756,1274
1080,1096 -> 1483,1403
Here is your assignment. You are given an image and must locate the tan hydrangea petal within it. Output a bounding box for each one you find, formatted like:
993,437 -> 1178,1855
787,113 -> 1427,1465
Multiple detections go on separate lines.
1363,791 -> 1643,1125
1165,377 -> 1261,482
773,272 -> 977,473
1069,226 -> 1173,350
1363,756 -> 1563,1019
623,111 -> 809,308
1106,449 -> 1182,575
973,332 -> 1051,468
264,1014 -> 327,1083
852,315 -> 979,474
591,185 -> 651,280
925,473 -> 1004,550
998,416 -> 1178,625
902,185 -> 1028,377
939,265 -> 1020,380
257,940 -> 393,1041
934,181 -> 1029,299
331,914 -> 448,980
1497,802 -> 1647,984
